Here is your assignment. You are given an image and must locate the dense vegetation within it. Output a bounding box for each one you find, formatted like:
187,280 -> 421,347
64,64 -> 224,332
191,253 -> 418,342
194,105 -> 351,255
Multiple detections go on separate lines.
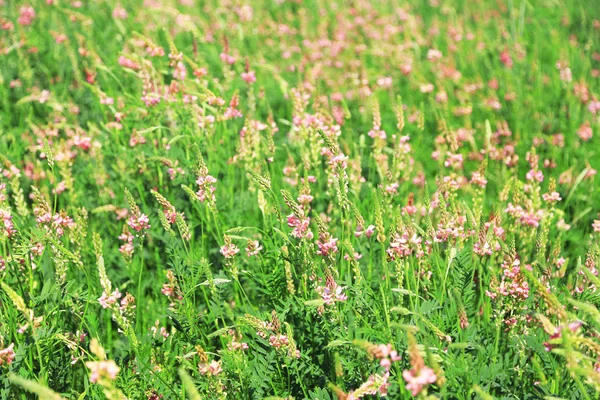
1,0 -> 600,398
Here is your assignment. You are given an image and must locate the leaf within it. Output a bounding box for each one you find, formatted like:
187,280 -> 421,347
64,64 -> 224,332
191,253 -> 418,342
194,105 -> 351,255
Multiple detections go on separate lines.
304,299 -> 326,307
326,340 -> 351,349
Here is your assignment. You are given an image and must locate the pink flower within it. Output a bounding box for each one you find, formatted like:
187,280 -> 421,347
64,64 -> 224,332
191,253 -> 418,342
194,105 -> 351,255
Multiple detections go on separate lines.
220,243 -> 240,259
402,366 -> 437,396
470,172 -> 487,188
112,5 -> 127,19
577,123 -> 593,141
98,289 -> 122,309
245,240 -> 262,257
365,225 -> 376,238
287,214 -> 313,239
368,126 -> 387,140
199,360 -> 222,376
269,334 -> 289,348
316,280 -> 347,305
86,360 -> 120,383
173,61 -> 187,80
196,174 -> 217,203
118,56 -> 141,70
500,50 -> 513,68
127,213 -> 150,232
316,236 -> 338,257
542,191 -> 562,203
593,219 -> 600,233
18,6 -> 36,26
241,71 -> 256,84
0,343 -> 16,366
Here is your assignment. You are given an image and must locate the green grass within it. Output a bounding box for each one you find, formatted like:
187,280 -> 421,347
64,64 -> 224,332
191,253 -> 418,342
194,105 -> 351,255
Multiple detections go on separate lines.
1,0 -> 600,398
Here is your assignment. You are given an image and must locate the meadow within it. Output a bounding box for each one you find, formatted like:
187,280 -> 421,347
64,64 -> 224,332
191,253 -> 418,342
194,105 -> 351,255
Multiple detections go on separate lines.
1,0 -> 600,398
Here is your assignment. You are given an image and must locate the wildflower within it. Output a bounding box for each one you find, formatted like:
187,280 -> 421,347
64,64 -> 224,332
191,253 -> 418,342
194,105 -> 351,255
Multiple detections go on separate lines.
127,213 -> 150,232
316,235 -> 338,257
344,252 -> 363,261
593,218 -> 600,233
18,6 -> 36,26
220,52 -> 236,65
500,49 -> 513,68
161,270 -> 182,308
368,126 -> 387,140
38,90 -> 50,104
86,360 -> 120,383
196,169 -> 217,203
241,70 -> 256,84
245,240 -> 262,257
287,214 -> 313,239
0,343 -> 15,366
427,49 -> 443,61
119,293 -> 136,319
402,366 -> 438,396
470,172 -> 487,188
173,61 -> 187,80
0,209 -> 17,237
542,191 -> 562,203
194,68 -> 208,78
151,321 -> 170,340
316,278 -> 347,305
420,83 -> 434,93
487,258 -> 530,301
112,5 -> 127,19
98,289 -> 122,309
385,183 -> 399,194
577,122 -> 593,141
118,229 -> 134,258
118,56 -> 141,71
269,334 -> 289,348
223,94 -> 243,119
199,360 -> 222,376
220,242 -> 240,259
543,321 -> 583,351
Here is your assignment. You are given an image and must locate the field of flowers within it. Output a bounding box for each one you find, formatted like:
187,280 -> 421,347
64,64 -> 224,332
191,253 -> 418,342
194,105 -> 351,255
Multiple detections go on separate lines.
1,0 -> 600,398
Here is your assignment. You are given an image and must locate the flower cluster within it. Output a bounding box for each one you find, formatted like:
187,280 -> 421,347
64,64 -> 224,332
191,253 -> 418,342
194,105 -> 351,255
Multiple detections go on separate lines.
287,214 -> 313,239
0,342 -> 16,366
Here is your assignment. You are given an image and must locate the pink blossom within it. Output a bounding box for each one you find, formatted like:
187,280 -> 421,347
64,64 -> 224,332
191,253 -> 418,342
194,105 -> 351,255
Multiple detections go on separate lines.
18,6 -> 36,26
86,360 -> 120,383
593,219 -> 600,233
112,5 -> 127,19
220,243 -> 240,259
577,123 -> 593,141
402,366 -> 437,396
542,191 -> 562,203
118,56 -> 141,70
199,360 -> 222,376
98,289 -> 122,309
365,225 -> 376,238
245,240 -> 263,257
0,343 -> 16,366
269,334 -> 289,348
127,213 -> 150,232
196,174 -> 217,203
241,70 -> 256,84
316,236 -> 338,257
